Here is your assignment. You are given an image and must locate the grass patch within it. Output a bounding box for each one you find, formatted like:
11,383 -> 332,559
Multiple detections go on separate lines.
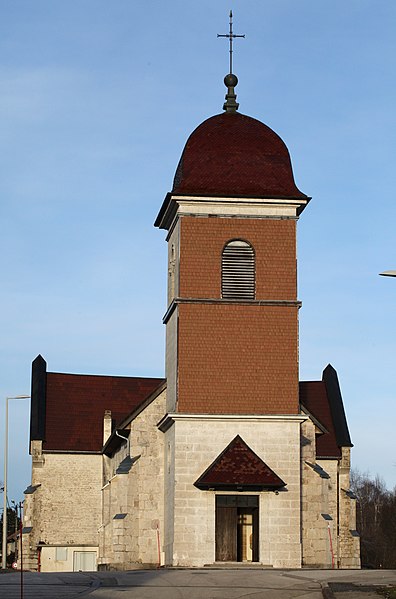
377,587 -> 396,599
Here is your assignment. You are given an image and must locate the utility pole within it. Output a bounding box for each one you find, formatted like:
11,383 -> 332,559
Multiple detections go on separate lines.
2,395 -> 30,570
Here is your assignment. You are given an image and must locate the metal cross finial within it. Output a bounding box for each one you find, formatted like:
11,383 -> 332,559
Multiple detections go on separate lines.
217,10 -> 245,74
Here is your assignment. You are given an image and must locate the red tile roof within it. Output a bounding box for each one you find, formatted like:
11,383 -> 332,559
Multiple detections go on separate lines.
171,112 -> 307,199
299,381 -> 341,458
194,435 -> 286,490
44,372 -> 165,452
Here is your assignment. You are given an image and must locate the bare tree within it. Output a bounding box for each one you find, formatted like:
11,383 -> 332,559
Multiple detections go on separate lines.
351,469 -> 396,568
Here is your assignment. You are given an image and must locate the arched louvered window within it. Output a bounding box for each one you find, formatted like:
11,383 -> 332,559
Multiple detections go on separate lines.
222,240 -> 255,300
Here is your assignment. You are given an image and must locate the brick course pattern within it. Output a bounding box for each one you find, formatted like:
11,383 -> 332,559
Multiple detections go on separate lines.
179,217 -> 297,300
176,216 -> 299,415
177,303 -> 299,414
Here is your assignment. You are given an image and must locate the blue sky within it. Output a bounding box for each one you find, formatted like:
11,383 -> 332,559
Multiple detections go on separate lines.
1,1 -> 396,503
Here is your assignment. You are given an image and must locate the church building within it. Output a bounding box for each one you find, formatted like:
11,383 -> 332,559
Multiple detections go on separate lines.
22,65 -> 360,571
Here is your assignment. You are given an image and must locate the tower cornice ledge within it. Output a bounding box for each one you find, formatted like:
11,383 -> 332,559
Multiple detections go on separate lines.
163,297 -> 302,324
155,193 -> 310,232
157,413 -> 309,433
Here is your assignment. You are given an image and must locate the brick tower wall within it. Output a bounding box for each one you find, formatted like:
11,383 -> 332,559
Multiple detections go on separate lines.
179,217 -> 297,300
175,216 -> 299,415
177,302 -> 299,414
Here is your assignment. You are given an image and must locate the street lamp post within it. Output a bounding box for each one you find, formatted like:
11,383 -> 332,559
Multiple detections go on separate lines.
379,270 -> 396,277
2,396 -> 30,570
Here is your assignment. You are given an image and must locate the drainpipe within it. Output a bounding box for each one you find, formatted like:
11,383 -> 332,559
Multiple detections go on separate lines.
115,430 -> 130,455
328,523 -> 335,569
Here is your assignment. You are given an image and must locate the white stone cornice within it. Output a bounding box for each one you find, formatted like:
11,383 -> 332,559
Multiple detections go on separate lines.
156,193 -> 310,231
157,412 -> 308,432
174,194 -> 307,206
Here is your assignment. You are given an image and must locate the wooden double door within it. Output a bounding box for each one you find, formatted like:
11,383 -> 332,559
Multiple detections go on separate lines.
215,495 -> 259,562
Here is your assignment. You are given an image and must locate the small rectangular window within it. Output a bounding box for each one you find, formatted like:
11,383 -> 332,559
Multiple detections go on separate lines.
55,547 -> 68,561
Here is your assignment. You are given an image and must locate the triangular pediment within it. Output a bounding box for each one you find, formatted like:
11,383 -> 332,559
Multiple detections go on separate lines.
194,435 -> 286,491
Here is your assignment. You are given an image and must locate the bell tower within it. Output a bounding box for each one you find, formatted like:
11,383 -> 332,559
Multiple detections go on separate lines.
154,21 -> 315,564
155,77 -> 309,417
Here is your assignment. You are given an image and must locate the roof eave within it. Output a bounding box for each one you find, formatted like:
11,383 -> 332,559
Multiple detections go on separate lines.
194,482 -> 286,491
155,192 -> 311,231
102,380 -> 167,456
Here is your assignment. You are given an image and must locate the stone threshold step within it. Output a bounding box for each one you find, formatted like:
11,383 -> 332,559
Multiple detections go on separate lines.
204,563 -> 273,569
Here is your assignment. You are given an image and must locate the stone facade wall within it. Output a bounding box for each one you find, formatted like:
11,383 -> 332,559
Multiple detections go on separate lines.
167,220 -> 180,305
337,448 -> 361,568
301,416 -> 340,568
103,440 -> 128,485
166,417 -> 303,568
164,219 -> 180,415
300,420 -> 360,568
23,441 -> 102,571
163,425 -> 175,565
165,310 -> 178,413
23,401 -> 360,570
98,390 -> 166,570
318,459 -> 339,568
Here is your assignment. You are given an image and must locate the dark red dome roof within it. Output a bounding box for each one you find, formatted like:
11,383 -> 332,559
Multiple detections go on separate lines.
172,112 -> 306,198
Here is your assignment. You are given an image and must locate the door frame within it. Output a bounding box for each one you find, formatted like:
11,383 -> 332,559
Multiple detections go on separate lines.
215,495 -> 259,563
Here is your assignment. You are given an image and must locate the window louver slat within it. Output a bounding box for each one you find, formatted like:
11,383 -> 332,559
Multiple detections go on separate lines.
222,240 -> 255,299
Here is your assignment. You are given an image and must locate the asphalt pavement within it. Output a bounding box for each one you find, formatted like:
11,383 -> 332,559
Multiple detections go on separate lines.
0,568 -> 395,599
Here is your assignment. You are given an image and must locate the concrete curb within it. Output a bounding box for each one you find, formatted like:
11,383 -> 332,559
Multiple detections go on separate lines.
78,575 -> 102,596
321,584 -> 336,599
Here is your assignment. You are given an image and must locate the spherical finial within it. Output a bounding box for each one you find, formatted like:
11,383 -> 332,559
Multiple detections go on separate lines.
223,73 -> 239,112
224,73 -> 238,88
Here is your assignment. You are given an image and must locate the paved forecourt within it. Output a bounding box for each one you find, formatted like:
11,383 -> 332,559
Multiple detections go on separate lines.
0,568 -> 395,599
0,571 -> 98,599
